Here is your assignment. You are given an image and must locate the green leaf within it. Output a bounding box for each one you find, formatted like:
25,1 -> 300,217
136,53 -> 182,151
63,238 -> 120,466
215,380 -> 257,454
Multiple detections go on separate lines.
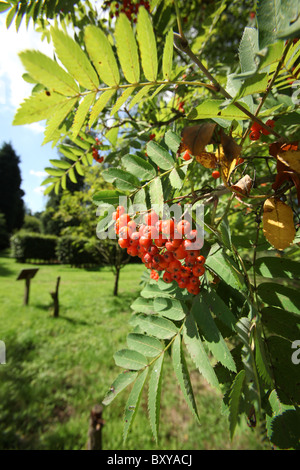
114,348 -> 148,370
19,50 -> 79,96
71,92 -> 96,138
123,368 -> 148,442
43,97 -> 78,144
169,168 -> 185,190
261,306 -> 300,340
256,0 -> 296,48
192,297 -> 237,372
51,27 -> 98,90
141,282 -> 175,299
13,91 -> 66,125
122,154 -> 156,181
188,99 -> 252,121
254,323 -> 274,387
89,89 -> 116,127
84,25 -> 120,87
92,189 -> 127,206
229,370 -> 245,439
164,130 -> 181,154
131,297 -> 156,314
153,297 -> 187,321
205,247 -> 243,290
201,288 -> 237,332
49,159 -> 71,170
115,13 -> 140,84
110,86 -> 136,115
257,283 -> 300,314
135,314 -> 178,339
146,141 -> 174,170
102,168 -> 140,192
255,257 -> 300,281
162,28 -> 173,80
172,334 -> 200,423
149,177 -> 164,216
127,333 -> 163,358
102,371 -> 138,406
137,6 -> 158,82
148,354 -> 164,443
237,73 -> 269,99
45,167 -> 65,176
0,2 -> 10,13
129,85 -> 153,110
238,27 -> 259,74
183,312 -> 220,390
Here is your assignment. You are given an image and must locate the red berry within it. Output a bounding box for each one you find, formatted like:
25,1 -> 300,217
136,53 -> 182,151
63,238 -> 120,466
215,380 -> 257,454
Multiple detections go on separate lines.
118,238 -> 130,249
212,170 -> 220,179
177,220 -> 191,236
168,260 -> 182,273
144,210 -> 159,226
182,150 -> 192,161
163,272 -> 173,283
173,246 -> 188,260
250,121 -> 262,132
192,265 -> 205,277
261,119 -> 275,136
249,130 -> 260,141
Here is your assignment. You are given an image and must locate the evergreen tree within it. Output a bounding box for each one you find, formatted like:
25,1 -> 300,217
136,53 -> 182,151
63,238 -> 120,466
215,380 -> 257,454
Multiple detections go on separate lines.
0,142 -> 25,233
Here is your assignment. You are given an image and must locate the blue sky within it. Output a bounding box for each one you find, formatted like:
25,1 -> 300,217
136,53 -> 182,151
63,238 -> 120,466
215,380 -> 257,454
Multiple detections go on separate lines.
0,15 -> 58,214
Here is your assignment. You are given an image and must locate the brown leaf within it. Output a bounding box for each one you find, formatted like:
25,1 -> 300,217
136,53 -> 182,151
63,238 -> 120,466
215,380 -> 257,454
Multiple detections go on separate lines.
262,197 -> 295,250
277,149 -> 300,174
215,130 -> 242,183
195,151 -> 217,169
220,129 -> 242,161
180,123 -> 216,157
231,174 -> 252,197
216,145 -> 237,183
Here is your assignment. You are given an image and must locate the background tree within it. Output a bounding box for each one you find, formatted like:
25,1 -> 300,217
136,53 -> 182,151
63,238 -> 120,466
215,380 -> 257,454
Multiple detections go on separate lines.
0,142 -> 25,234
56,165 -> 133,295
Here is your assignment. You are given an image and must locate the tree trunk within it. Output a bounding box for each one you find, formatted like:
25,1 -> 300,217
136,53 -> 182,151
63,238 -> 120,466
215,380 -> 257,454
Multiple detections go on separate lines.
113,267 -> 120,296
87,405 -> 103,450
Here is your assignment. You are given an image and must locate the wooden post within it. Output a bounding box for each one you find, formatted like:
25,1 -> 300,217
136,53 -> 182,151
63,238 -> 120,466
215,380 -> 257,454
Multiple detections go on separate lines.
16,268 -> 39,306
87,405 -> 104,450
50,276 -> 61,318
24,277 -> 30,306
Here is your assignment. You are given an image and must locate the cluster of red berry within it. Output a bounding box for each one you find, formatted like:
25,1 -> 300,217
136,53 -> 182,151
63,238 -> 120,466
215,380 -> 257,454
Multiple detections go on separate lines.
92,137 -> 104,163
113,206 -> 205,295
249,119 -> 275,141
103,0 -> 150,22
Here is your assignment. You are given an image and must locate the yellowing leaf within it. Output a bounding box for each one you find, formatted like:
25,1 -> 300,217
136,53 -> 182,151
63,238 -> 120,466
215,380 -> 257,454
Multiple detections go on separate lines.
216,145 -> 237,183
263,197 -> 296,250
195,151 -> 217,168
277,149 -> 300,174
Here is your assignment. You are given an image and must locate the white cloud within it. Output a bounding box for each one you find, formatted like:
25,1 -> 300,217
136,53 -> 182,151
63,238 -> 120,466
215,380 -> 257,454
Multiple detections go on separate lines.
0,17 -> 54,110
33,186 -> 45,194
24,122 -> 46,134
30,170 -> 48,178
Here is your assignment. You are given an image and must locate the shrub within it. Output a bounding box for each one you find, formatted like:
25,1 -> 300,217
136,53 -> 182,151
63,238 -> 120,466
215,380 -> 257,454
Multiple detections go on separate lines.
56,236 -> 102,267
11,231 -> 58,263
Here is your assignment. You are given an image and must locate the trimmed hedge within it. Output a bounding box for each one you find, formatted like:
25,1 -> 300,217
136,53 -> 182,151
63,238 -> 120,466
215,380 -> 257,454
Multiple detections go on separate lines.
11,231 -> 58,263
56,236 -> 102,267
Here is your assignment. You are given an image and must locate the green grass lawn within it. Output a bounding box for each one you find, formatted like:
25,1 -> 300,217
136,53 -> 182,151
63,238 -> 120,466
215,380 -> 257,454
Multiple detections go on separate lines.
0,252 -> 270,450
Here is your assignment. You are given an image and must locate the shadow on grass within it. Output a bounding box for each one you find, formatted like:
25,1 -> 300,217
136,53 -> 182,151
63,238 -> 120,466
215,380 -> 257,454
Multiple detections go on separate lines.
0,333 -> 79,450
0,251 -> 14,277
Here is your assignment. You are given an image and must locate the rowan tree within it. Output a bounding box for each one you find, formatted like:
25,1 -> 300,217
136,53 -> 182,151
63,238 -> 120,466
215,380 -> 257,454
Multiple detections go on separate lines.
1,0 -> 300,449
